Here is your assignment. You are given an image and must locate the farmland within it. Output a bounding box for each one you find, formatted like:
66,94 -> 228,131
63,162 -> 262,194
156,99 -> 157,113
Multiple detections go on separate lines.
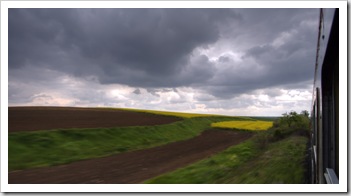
8,106 -> 308,184
211,120 -> 273,131
9,129 -> 253,184
9,106 -> 181,132
145,135 -> 307,184
119,107 -> 220,118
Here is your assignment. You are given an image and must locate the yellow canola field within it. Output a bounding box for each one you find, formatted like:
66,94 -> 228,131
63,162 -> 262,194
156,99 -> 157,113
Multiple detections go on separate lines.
211,120 -> 273,131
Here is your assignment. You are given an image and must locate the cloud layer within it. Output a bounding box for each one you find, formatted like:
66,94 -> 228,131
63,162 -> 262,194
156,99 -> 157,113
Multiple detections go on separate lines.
9,8 -> 327,116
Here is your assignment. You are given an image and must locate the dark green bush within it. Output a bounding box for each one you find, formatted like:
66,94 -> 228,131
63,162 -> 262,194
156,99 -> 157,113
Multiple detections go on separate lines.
254,110 -> 310,149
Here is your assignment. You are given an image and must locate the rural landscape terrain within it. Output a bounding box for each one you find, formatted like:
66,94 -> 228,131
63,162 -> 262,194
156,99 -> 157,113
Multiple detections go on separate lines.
8,106 -> 309,184
6,7 -> 344,190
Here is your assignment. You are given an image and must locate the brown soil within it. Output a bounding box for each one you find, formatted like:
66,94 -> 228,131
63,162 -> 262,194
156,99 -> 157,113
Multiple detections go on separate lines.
9,106 -> 181,132
9,129 -> 253,184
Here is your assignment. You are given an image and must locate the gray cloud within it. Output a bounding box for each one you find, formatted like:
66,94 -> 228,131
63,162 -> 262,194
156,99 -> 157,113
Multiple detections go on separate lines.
146,89 -> 161,97
8,8 -> 328,115
9,8 -> 240,88
199,9 -> 319,99
133,88 -> 141,95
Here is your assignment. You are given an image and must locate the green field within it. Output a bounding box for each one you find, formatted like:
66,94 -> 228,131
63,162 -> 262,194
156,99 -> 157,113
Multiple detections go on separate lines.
9,108 -> 309,184
145,135 -> 307,184
145,111 -> 309,184
9,114 -> 248,171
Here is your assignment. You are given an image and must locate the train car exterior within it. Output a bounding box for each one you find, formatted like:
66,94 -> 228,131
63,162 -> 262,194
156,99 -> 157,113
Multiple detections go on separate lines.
310,8 -> 339,184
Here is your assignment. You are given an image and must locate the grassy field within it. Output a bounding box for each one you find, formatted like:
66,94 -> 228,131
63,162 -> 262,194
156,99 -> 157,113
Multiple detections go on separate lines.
9,107 -> 308,184
9,115 -> 249,171
222,136 -> 308,183
211,120 -> 273,131
145,135 -> 307,184
144,113 -> 308,184
144,139 -> 259,183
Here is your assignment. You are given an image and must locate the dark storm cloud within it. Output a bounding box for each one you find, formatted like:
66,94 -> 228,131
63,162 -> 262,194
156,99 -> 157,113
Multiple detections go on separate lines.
205,41 -> 316,99
228,8 -> 318,47
9,8 -> 240,87
201,8 -> 320,98
8,8 -> 326,109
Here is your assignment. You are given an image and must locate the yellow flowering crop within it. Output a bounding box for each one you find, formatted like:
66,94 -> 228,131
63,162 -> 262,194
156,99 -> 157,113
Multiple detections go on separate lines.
211,120 -> 273,131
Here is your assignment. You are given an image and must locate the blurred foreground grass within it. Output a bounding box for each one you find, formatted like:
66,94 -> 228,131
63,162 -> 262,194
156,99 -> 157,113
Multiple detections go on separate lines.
145,135 -> 307,184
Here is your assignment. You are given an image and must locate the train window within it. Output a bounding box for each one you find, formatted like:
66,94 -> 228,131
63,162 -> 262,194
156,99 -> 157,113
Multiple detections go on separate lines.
321,57 -> 339,182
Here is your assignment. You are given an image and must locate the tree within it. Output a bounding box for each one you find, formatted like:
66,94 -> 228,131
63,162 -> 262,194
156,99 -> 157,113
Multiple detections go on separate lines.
300,110 -> 309,118
279,110 -> 310,129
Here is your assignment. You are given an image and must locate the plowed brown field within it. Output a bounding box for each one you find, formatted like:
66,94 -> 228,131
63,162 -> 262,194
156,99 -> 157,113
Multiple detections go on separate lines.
8,106 -> 253,184
9,129 -> 253,184
9,106 -> 181,132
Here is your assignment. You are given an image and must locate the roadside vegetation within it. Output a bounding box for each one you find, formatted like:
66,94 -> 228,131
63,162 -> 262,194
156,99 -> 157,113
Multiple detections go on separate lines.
9,115 -> 249,171
145,110 -> 310,184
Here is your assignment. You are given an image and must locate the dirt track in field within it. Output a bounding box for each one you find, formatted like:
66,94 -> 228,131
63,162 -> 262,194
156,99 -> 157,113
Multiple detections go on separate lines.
9,129 -> 253,184
9,106 -> 181,132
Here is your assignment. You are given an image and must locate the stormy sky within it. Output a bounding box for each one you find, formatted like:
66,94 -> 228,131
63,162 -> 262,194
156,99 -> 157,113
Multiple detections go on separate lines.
8,8 -> 334,116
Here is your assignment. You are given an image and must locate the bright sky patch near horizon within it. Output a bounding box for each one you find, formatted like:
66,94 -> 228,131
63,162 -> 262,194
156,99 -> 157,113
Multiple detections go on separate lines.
7,6 -> 335,116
